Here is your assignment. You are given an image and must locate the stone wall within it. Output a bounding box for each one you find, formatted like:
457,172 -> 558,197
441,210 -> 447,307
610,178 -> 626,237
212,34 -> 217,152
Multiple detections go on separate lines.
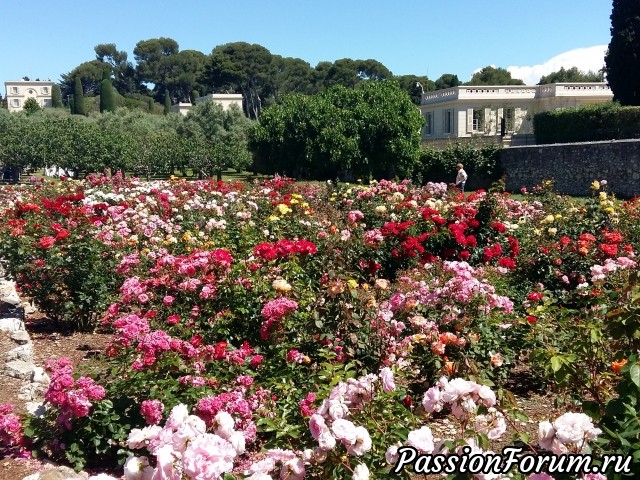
500,139 -> 640,198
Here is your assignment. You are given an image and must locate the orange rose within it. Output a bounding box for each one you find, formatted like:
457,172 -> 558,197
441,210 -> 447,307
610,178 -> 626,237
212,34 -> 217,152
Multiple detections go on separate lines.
444,361 -> 455,376
612,358 -> 628,373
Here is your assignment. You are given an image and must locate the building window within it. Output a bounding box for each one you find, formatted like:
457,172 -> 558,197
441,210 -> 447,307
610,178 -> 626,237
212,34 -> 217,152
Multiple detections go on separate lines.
28,89 -> 35,95
42,87 -> 49,94
11,99 -> 20,107
423,112 -> 433,136
11,86 -> 19,94
504,107 -> 515,132
42,99 -> 51,107
443,109 -> 453,134
472,109 -> 484,131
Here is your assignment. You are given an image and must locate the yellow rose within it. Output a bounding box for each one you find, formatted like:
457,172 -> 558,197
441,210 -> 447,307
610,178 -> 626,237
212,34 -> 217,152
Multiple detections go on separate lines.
347,279 -> 358,290
272,278 -> 292,292
548,227 -> 557,235
591,180 -> 600,190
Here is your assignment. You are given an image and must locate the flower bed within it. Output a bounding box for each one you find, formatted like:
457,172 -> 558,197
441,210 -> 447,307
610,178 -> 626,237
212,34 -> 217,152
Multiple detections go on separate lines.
0,174 -> 639,480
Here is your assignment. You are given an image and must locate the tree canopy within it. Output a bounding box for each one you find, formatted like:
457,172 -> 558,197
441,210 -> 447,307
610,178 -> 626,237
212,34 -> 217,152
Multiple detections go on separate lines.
465,66 -> 525,86
605,0 -> 640,105
250,81 -> 424,180
538,66 -> 604,84
434,74 -> 462,90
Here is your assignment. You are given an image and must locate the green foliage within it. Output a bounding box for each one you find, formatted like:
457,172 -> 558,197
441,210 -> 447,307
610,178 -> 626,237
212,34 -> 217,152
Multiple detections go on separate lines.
163,89 -> 171,115
0,107 -> 217,176
73,77 -> 86,116
434,73 -> 461,90
250,81 -> 424,180
465,66 -> 525,86
532,102 -> 640,144
420,142 -> 503,189
537,66 -> 604,84
394,75 -> 435,105
179,101 -> 254,179
605,0 -> 640,106
595,354 -> 640,478
51,84 -> 63,108
60,60 -> 111,99
23,97 -> 41,115
99,76 -> 116,113
205,42 -> 276,119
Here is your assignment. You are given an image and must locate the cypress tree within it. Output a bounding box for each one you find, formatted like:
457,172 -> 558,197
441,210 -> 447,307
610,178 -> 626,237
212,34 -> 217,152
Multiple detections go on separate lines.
51,84 -> 63,108
605,0 -> 640,105
148,97 -> 154,112
191,90 -> 200,103
73,77 -> 86,115
68,95 -> 74,114
164,89 -> 171,115
100,71 -> 116,113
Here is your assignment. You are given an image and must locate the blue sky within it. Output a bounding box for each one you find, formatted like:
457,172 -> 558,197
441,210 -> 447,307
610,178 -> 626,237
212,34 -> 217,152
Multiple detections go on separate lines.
2,0 -> 612,93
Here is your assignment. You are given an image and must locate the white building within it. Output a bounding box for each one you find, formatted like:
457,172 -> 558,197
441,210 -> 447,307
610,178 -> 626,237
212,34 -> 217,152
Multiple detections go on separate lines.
4,80 -> 55,112
419,83 -> 613,144
171,93 -> 244,116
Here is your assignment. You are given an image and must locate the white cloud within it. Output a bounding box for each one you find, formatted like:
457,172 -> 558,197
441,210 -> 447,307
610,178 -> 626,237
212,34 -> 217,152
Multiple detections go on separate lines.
506,45 -> 607,85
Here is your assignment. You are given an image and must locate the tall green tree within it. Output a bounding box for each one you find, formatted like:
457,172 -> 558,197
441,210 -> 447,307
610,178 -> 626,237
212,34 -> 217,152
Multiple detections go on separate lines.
251,81 -> 423,180
204,42 -> 276,119
605,0 -> 640,105
394,75 -> 435,104
100,71 -> 116,113
434,73 -> 462,90
465,66 -> 525,85
134,37 -> 180,97
179,101 -> 254,180
51,84 -> 63,108
163,89 -> 171,114
321,58 -> 392,89
60,60 -> 111,98
272,56 -> 316,101
73,77 -> 86,115
95,43 -> 141,95
538,66 -> 604,84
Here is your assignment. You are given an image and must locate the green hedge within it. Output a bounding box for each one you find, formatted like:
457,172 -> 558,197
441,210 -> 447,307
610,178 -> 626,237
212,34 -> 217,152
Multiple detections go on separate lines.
420,142 -> 503,190
533,102 -> 640,144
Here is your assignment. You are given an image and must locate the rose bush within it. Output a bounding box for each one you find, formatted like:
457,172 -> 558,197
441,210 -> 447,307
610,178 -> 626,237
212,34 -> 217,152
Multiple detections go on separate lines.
0,174 -> 638,479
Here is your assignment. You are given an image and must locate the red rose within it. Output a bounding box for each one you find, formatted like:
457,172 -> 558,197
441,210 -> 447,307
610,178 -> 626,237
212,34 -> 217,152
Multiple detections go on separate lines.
598,243 -> 618,257
527,291 -> 543,302
38,236 -> 56,249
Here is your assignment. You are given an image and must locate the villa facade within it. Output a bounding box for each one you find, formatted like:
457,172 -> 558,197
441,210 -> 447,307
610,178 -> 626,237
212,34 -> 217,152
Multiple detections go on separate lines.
172,93 -> 243,115
419,83 -> 613,144
4,80 -> 55,112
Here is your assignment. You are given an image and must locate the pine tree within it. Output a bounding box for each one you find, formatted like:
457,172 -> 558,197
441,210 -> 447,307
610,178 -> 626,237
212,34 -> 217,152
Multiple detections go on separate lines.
100,71 -> 116,113
73,77 -> 86,115
605,0 -> 640,105
51,84 -> 63,108
164,89 -> 171,115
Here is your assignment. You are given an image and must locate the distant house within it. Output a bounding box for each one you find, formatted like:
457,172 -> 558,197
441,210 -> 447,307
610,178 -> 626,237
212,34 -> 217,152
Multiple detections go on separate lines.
419,83 -> 613,145
4,80 -> 55,112
171,93 -> 244,116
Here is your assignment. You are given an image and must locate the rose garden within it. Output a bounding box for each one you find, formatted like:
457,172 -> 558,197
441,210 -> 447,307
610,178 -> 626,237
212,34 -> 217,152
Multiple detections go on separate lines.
0,172 -> 639,480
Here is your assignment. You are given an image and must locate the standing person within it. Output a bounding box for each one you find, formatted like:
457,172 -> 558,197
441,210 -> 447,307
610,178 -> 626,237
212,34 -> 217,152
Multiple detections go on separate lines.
455,163 -> 468,192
